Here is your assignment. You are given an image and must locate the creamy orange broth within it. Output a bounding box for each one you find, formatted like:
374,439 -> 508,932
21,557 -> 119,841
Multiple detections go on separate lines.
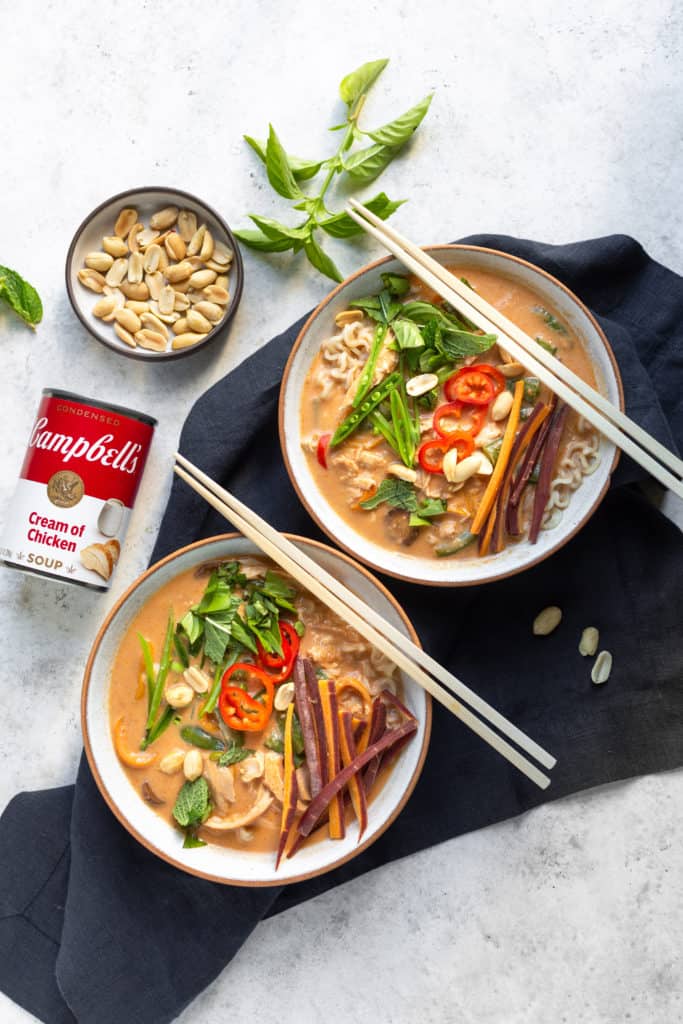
300,264 -> 598,559
109,558 -> 402,854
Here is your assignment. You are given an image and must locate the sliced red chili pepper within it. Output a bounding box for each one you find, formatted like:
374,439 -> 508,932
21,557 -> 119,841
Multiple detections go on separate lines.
444,364 -> 505,402
417,434 -> 474,474
219,663 -> 274,731
316,433 -> 331,469
433,401 -> 484,440
256,621 -> 300,683
447,370 -> 496,405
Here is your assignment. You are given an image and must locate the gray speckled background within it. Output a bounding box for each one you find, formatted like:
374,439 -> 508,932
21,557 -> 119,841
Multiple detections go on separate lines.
0,1 -> 681,1021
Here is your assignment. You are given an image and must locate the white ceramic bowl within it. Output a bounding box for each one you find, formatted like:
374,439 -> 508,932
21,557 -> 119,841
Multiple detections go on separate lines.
279,245 -> 623,587
82,534 -> 431,886
65,186 -> 244,362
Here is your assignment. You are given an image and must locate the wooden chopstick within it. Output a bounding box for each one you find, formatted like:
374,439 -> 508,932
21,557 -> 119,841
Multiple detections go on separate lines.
174,453 -> 554,789
345,199 -> 683,500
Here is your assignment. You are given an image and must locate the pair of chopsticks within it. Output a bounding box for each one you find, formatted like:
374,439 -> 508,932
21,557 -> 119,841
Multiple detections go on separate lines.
175,453 -> 555,789
344,198 -> 683,500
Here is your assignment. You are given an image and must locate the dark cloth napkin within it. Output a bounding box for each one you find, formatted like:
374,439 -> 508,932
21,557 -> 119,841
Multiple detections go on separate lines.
1,234 -> 682,1024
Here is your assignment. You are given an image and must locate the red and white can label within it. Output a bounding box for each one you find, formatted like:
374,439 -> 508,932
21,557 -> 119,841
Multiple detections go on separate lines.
1,392 -> 155,589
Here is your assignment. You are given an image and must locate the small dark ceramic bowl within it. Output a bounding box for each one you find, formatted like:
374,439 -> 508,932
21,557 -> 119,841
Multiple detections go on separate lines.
65,186 -> 244,362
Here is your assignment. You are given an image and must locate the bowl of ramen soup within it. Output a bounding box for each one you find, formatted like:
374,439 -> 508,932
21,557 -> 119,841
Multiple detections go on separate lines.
280,246 -> 623,586
82,534 -> 431,885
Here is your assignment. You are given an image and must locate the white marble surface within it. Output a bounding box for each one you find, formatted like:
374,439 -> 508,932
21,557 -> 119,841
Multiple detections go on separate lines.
0,1 -> 681,1021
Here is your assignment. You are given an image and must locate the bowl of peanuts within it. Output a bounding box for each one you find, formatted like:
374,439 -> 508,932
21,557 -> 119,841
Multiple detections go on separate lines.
65,186 -> 244,361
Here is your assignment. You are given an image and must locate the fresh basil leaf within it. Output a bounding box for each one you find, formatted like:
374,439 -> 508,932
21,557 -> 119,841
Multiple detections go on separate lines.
381,272 -> 410,296
343,143 -> 399,184
304,235 -> 343,282
349,294 -> 384,320
217,742 -> 254,767
230,615 -> 258,654
243,136 -> 322,181
392,318 -> 424,349
265,124 -> 303,200
248,214 -> 311,242
203,606 -> 239,665
173,777 -> 210,829
360,478 -> 417,511
365,94 -> 433,147
438,329 -> 497,359
318,191 -> 405,238
293,620 -> 305,637
339,58 -> 389,108
400,301 -> 464,330
416,497 -> 447,518
0,266 -> 42,327
233,229 -> 295,253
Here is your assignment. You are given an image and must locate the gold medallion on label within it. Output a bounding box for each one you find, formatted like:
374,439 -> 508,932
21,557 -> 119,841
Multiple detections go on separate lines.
47,470 -> 85,508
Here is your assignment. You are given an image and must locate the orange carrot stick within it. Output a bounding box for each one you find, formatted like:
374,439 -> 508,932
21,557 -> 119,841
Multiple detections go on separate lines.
339,710 -> 368,840
319,680 -> 345,839
275,703 -> 299,868
471,380 -> 524,535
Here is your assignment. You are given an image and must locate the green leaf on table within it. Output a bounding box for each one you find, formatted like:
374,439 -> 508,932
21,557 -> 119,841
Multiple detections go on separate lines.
0,266 -> 42,328
365,94 -> 433,147
248,214 -> 311,242
343,143 -> 399,183
173,777 -> 211,829
304,235 -> 343,282
265,124 -> 303,200
339,59 -> 389,108
233,229 -> 295,253
318,191 -> 405,238
244,136 -> 322,181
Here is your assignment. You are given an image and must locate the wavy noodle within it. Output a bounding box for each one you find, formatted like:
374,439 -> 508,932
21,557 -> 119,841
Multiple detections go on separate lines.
541,424 -> 601,530
316,321 -> 375,399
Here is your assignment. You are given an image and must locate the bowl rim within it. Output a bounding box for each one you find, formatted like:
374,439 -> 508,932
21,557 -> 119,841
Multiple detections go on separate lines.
278,243 -> 624,587
65,185 -> 245,363
81,531 -> 432,887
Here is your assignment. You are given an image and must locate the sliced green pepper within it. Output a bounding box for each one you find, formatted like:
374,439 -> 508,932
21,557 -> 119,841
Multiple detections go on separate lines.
330,372 -> 402,447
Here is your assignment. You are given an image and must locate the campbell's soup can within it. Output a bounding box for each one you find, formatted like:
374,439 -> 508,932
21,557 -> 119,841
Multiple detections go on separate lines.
0,389 -> 156,591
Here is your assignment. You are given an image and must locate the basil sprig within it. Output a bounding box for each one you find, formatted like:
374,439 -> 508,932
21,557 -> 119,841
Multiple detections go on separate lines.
235,60 -> 432,281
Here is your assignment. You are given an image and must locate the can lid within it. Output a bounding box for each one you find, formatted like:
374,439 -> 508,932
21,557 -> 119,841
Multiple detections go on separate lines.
41,389 -> 157,427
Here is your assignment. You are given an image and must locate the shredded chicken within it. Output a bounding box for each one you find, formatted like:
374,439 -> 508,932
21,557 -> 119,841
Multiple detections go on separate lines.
204,787 -> 273,832
202,758 -> 236,813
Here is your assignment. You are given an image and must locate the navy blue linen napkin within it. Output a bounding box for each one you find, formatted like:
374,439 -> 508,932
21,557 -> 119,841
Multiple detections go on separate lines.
1,234 -> 681,1024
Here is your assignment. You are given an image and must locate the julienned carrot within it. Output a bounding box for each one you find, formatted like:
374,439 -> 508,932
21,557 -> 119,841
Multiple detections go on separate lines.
339,711 -> 368,839
470,380 -> 524,536
275,703 -> 299,868
297,720 -> 418,838
530,402 -> 569,543
319,680 -> 345,839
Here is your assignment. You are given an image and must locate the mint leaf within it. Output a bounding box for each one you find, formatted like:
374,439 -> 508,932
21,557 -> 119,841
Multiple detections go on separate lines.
244,136 -> 322,181
173,777 -> 210,829
0,266 -> 42,328
339,59 -> 389,108
265,124 -> 303,200
366,94 -> 433,147
304,235 -> 343,282
438,329 -> 497,359
217,742 -> 254,767
360,478 -> 417,511
233,229 -> 295,253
